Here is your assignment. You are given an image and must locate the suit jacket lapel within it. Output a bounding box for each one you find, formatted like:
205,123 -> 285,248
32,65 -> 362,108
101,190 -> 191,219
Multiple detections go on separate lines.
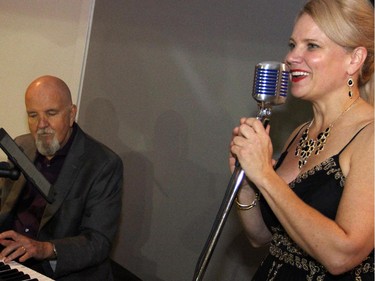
40,128 -> 86,229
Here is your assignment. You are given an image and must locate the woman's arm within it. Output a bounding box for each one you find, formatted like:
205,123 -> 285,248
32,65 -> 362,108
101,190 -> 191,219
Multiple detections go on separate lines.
232,118 -> 374,275
230,118 -> 272,247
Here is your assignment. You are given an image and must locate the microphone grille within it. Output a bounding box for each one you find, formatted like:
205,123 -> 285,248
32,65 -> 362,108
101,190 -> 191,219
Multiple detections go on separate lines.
252,61 -> 289,106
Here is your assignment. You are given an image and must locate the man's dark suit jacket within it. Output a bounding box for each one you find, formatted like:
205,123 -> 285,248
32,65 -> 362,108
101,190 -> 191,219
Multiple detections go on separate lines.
0,124 -> 123,281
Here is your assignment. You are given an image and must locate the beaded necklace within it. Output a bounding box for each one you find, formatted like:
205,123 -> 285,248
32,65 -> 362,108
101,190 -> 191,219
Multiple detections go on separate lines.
295,96 -> 360,169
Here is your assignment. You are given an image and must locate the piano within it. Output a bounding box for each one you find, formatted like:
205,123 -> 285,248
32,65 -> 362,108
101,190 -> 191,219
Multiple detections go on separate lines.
0,261 -> 53,281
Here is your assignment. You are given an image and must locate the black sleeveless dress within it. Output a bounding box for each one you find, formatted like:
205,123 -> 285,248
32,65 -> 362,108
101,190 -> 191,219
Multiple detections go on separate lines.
252,124 -> 375,281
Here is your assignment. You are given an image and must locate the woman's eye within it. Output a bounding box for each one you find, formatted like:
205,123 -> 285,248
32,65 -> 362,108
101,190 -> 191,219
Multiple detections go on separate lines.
307,43 -> 319,49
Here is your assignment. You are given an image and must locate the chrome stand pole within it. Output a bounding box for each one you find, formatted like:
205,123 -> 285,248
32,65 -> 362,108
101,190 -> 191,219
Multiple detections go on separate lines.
192,110 -> 270,281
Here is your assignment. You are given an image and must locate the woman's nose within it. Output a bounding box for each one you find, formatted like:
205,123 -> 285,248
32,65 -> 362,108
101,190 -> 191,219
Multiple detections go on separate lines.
285,48 -> 302,67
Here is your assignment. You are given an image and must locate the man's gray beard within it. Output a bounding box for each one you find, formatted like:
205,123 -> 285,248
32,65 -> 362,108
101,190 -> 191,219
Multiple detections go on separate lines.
35,132 -> 60,157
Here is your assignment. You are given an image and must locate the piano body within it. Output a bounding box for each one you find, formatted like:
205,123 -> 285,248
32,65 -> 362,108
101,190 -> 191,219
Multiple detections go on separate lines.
0,261 -> 53,281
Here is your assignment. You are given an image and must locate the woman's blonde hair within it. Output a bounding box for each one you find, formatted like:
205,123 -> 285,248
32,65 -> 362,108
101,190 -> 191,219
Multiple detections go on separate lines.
301,0 -> 374,104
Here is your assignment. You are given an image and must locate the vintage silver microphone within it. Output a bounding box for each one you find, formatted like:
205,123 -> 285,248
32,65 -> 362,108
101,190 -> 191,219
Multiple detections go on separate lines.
192,61 -> 289,281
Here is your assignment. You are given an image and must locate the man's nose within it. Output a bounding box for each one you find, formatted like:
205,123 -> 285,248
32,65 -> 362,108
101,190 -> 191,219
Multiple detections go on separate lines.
37,116 -> 49,128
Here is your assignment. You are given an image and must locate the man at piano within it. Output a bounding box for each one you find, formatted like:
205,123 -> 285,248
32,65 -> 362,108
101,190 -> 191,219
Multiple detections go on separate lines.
0,75 -> 123,280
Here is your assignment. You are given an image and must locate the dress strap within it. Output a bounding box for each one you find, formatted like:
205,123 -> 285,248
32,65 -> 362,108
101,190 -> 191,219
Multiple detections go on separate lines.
338,121 -> 374,155
284,121 -> 310,152
274,122 -> 310,170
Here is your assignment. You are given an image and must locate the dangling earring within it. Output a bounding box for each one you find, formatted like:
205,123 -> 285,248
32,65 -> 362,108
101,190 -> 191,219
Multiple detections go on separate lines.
347,77 -> 354,98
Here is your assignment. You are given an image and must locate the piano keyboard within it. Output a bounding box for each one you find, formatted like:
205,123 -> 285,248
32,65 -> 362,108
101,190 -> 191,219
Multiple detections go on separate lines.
0,261 -> 54,281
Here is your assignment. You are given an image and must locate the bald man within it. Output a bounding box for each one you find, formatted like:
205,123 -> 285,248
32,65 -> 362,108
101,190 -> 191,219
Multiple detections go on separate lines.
0,76 -> 123,280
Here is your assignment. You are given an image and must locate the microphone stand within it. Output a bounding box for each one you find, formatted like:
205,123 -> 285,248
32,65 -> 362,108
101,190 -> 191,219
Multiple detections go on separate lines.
192,103 -> 272,281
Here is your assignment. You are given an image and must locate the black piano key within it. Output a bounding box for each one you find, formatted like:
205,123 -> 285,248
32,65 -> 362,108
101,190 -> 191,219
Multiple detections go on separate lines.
0,272 -> 27,281
0,264 -> 11,271
0,271 -> 25,280
0,262 -> 44,281
6,273 -> 32,281
0,268 -> 18,276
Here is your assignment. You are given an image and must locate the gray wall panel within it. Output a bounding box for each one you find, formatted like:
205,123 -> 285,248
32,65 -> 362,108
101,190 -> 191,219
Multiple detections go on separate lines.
79,1 -> 310,280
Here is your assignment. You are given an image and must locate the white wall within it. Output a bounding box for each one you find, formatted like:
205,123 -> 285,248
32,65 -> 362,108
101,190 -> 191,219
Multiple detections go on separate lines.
0,0 -> 95,159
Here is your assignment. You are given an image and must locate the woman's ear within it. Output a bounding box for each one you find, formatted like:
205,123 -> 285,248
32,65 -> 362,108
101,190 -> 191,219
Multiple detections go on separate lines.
347,46 -> 367,75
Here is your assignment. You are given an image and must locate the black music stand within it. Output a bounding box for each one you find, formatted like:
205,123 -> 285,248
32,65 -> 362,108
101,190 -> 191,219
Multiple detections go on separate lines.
0,128 -> 54,203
